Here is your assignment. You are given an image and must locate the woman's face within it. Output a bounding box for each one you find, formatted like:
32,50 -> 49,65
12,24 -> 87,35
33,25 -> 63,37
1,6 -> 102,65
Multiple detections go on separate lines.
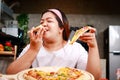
40,12 -> 63,41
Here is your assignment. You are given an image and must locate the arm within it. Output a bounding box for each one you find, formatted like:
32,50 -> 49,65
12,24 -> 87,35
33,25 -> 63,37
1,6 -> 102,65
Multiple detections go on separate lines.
6,48 -> 39,74
6,26 -> 45,74
86,38 -> 101,80
79,27 -> 101,80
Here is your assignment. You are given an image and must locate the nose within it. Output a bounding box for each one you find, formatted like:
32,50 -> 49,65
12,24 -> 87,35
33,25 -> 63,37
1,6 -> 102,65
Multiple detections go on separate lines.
41,21 -> 47,27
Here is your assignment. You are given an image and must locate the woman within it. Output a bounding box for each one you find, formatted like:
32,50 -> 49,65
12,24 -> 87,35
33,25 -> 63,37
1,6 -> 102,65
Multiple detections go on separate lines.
6,9 -> 101,80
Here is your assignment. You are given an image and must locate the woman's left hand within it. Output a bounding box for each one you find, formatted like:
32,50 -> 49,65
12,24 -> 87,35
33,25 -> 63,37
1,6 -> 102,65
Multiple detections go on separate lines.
79,27 -> 97,48
80,27 -> 101,80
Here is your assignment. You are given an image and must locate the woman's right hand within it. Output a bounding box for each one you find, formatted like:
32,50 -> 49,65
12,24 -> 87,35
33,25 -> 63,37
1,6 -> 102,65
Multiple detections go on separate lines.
28,26 -> 46,51
6,26 -> 47,74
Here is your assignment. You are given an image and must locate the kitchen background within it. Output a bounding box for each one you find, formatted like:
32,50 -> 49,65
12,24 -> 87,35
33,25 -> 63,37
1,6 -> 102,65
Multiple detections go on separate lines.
0,0 -> 120,79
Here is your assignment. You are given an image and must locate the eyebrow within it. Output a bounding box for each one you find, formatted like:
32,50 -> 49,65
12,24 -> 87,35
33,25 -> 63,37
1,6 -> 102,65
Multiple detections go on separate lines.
41,17 -> 54,21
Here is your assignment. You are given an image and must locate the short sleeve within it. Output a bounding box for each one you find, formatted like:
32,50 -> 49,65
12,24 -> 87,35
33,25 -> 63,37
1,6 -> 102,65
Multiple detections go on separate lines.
76,45 -> 88,70
17,44 -> 30,59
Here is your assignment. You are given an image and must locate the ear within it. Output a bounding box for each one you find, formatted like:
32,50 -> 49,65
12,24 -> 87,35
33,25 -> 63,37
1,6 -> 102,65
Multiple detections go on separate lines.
59,27 -> 64,34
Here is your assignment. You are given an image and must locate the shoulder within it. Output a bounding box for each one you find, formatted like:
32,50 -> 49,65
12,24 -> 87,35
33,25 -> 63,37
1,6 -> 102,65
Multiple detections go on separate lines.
18,44 -> 30,58
68,40 -> 84,48
22,44 -> 30,52
66,40 -> 87,52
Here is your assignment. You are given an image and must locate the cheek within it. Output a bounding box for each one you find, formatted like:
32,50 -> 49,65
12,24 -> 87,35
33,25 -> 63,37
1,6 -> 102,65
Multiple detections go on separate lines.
48,23 -> 61,33
53,29 -> 60,34
51,26 -> 60,32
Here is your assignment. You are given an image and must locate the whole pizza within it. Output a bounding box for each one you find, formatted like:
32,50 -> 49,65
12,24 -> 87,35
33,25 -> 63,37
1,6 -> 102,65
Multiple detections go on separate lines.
17,67 -> 94,80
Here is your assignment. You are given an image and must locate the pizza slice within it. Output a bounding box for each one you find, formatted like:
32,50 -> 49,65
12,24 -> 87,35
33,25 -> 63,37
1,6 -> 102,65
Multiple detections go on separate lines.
27,25 -> 43,33
69,26 -> 90,44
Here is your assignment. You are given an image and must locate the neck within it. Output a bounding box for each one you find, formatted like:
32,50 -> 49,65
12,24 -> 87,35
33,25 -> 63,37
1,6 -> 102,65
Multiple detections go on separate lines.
43,39 -> 67,52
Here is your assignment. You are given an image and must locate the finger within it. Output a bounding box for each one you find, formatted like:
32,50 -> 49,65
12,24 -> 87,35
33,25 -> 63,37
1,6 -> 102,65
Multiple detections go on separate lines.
80,33 -> 95,41
29,27 -> 35,37
28,25 -> 43,33
30,27 -> 40,40
36,27 -> 45,38
28,26 -> 35,33
33,25 -> 43,32
80,37 -> 93,41
88,27 -> 96,33
81,32 -> 95,37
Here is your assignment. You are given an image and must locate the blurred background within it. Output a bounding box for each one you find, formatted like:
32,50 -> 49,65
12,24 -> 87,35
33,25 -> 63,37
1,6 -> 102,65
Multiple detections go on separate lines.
0,0 -> 120,80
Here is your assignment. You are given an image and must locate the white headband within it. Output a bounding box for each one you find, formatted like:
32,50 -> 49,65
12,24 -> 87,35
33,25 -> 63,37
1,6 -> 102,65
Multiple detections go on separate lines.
48,9 -> 63,23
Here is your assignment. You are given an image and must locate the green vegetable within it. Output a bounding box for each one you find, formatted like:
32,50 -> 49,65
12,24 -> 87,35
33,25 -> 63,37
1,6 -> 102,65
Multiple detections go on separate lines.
4,46 -> 12,51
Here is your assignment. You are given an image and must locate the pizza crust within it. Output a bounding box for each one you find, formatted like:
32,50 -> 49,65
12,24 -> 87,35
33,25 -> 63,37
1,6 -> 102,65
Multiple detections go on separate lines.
27,25 -> 43,33
24,74 -> 37,80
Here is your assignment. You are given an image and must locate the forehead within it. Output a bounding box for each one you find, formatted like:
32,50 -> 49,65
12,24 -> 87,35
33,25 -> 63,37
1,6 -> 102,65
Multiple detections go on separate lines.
41,12 -> 56,19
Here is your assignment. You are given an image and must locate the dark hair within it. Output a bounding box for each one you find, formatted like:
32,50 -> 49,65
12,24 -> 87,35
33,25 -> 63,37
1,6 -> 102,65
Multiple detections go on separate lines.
41,9 -> 70,41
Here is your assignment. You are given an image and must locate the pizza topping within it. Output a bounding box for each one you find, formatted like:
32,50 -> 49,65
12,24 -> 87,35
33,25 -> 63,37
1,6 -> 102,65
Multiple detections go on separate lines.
24,67 -> 83,80
69,26 -> 90,44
